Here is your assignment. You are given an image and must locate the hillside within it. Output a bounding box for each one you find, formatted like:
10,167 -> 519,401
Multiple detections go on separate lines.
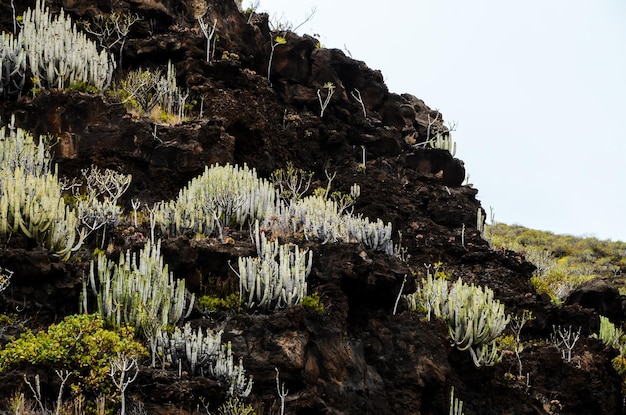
487,223 -> 626,303
0,1 -> 623,414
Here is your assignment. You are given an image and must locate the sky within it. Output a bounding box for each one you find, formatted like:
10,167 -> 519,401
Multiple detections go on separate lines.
251,0 -> 626,242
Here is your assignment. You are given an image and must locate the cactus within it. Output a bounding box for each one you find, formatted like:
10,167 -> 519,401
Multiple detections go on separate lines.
233,221 -> 312,310
407,274 -> 509,359
596,315 -> 624,353
209,341 -> 254,398
0,31 -> 26,98
21,0 -> 114,91
0,118 -> 84,259
87,239 -> 194,333
0,164 -> 84,260
0,115 -> 53,176
429,133 -> 457,157
153,163 -> 277,240
158,323 -> 223,375
446,278 -> 509,350
469,339 -> 502,367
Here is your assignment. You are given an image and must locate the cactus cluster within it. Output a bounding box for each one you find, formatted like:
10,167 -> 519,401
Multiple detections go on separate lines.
87,239 -> 194,333
596,315 -> 625,354
21,0 -> 114,91
267,194 -> 394,253
0,32 -> 26,98
429,133 -> 457,157
0,117 -> 84,260
157,323 -> 253,397
233,222 -> 312,310
407,273 -> 509,366
158,322 -> 223,375
153,163 -> 277,240
150,162 -> 394,254
0,115 -> 53,175
209,341 -> 254,398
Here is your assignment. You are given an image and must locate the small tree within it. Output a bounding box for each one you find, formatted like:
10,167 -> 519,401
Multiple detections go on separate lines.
82,12 -> 142,69
317,82 -> 335,117
198,15 -> 217,62
109,353 -> 139,415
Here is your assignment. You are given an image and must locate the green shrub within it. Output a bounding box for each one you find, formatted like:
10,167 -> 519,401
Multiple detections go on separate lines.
301,292 -> 324,313
0,314 -> 146,398
218,397 -> 256,415
198,293 -> 244,313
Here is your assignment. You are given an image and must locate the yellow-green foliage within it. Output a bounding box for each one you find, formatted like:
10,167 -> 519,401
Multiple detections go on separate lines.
218,397 -> 256,415
301,292 -> 324,313
198,293 -> 244,313
612,355 -> 626,393
487,223 -> 626,301
0,314 -> 146,397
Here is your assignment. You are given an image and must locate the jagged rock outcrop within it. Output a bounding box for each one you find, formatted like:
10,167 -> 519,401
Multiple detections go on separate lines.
0,1 -> 623,414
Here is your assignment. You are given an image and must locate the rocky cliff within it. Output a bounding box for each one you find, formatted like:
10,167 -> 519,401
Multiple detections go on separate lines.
0,1 -> 622,414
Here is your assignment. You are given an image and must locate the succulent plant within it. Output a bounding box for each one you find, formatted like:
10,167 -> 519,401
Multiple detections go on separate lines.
21,0 -> 114,91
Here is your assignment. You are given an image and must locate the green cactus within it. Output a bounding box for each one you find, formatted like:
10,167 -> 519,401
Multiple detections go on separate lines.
159,322 -> 223,375
596,315 -> 625,354
87,239 -> 194,333
234,221 -> 312,310
0,32 -> 26,97
21,0 -> 114,90
407,274 -> 509,362
429,133 -> 457,157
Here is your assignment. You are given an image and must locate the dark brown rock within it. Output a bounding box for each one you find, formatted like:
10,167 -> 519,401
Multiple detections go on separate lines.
0,0 -> 622,414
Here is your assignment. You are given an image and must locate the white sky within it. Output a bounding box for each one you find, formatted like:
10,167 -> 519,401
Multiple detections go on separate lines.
252,0 -> 626,241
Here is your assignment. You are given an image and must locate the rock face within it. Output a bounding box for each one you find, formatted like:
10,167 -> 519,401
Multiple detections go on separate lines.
0,1 -> 623,414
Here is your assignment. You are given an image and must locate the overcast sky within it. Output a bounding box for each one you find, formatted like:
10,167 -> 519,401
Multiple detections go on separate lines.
252,0 -> 626,242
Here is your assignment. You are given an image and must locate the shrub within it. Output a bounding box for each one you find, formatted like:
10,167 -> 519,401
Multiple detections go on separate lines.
198,293 -> 244,313
301,292 -> 324,313
0,314 -> 146,399
112,61 -> 188,123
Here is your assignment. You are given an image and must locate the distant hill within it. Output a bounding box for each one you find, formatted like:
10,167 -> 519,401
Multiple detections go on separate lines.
486,222 -> 626,302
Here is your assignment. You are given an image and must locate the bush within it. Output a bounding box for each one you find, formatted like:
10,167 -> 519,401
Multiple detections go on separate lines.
301,292 -> 324,313
198,293 -> 244,313
0,314 -> 146,398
